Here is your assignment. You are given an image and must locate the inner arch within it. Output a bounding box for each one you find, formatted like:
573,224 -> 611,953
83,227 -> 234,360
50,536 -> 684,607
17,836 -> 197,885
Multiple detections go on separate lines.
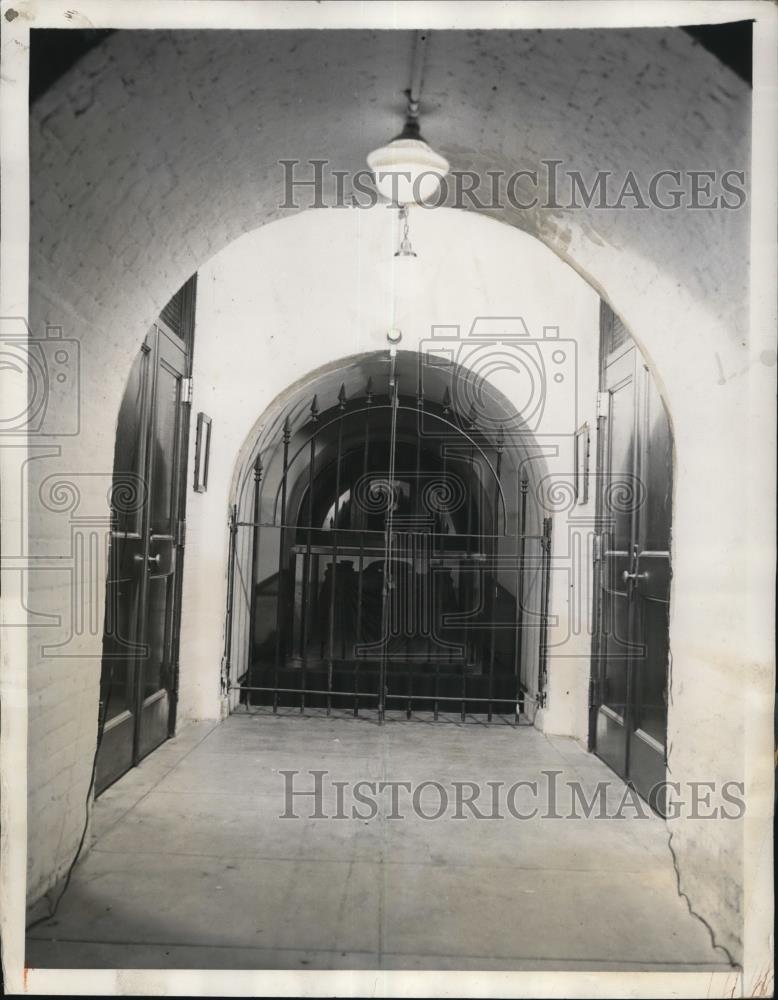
227,349 -> 551,719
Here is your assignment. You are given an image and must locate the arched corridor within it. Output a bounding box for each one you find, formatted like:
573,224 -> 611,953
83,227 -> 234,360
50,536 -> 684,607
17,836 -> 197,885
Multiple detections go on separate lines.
31,209 -> 699,973
7,9 -> 773,994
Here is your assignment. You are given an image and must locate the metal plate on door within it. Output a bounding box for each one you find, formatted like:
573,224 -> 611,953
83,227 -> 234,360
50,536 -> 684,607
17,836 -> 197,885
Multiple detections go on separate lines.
635,551 -> 670,602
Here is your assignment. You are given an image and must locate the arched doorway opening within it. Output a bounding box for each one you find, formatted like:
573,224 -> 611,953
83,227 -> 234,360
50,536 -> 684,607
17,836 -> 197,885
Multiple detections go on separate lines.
194,205 -> 678,807
226,348 -> 552,723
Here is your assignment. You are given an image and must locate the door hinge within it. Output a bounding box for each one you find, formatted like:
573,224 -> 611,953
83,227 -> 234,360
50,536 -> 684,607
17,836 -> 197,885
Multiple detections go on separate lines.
181,377 -> 193,404
177,519 -> 186,546
595,391 -> 608,419
593,533 -> 603,563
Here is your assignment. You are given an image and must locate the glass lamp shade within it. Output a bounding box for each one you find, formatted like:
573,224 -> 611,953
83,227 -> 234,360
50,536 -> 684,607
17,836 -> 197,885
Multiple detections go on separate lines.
367,138 -> 450,205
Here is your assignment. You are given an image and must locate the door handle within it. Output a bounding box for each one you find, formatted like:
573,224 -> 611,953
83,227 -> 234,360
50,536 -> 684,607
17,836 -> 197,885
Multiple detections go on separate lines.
622,569 -> 648,583
134,553 -> 161,570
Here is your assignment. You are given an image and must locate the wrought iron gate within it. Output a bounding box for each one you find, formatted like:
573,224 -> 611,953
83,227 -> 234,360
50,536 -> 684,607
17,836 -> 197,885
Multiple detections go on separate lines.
223,354 -> 552,723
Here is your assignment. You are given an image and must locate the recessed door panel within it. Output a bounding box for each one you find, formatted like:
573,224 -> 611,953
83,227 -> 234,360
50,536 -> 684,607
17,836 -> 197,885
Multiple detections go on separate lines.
592,304 -> 673,813
136,328 -> 187,763
595,348 -> 638,780
628,371 -> 672,806
96,346 -> 150,792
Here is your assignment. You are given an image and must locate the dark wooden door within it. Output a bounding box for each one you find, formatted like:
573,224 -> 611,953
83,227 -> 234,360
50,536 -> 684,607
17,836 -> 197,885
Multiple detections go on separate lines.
96,285 -> 194,793
136,322 -> 189,759
592,305 -> 673,813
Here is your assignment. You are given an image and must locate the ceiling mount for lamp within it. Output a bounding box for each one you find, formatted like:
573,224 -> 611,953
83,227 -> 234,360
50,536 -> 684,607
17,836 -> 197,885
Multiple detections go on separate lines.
366,30 -> 450,206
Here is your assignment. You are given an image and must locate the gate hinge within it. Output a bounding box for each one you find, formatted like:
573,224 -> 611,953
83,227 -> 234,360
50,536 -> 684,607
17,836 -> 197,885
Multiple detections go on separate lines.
593,533 -> 603,563
177,519 -> 187,546
595,391 -> 608,419
181,377 -> 194,404
589,675 -> 608,707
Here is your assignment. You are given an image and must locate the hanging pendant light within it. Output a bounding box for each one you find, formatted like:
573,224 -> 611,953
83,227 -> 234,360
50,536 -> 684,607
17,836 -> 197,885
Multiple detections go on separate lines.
367,116 -> 450,206
367,32 -> 448,207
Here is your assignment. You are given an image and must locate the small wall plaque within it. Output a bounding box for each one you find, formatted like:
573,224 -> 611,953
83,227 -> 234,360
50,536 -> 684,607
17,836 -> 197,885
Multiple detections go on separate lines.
574,423 -> 590,505
193,412 -> 212,493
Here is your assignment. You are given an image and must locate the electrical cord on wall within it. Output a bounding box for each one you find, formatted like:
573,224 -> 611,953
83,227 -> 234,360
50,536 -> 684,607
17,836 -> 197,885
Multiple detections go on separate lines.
25,663 -> 114,933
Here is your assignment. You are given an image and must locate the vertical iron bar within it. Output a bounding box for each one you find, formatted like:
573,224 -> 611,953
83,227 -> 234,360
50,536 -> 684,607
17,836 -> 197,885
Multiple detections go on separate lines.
247,456 -> 263,692
433,434 -> 446,722
461,405 -> 476,722
354,379 -> 372,717
464,453 -> 472,722
487,428 -> 504,722
379,357 -> 399,723
475,412 -> 486,688
514,477 -> 528,724
326,385 -> 347,715
222,504 -> 238,698
462,454 -> 472,720
539,515 -> 553,702
406,381 -> 424,720
299,396 -> 319,713
404,533 -> 413,718
273,418 -> 291,712
355,528 -> 364,717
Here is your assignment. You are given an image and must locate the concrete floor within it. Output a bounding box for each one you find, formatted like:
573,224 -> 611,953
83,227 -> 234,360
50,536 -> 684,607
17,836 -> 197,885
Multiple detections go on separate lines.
26,711 -> 730,971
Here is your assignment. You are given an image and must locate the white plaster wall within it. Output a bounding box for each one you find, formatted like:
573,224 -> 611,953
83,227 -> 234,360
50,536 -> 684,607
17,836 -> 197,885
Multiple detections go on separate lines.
179,207 -> 601,736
